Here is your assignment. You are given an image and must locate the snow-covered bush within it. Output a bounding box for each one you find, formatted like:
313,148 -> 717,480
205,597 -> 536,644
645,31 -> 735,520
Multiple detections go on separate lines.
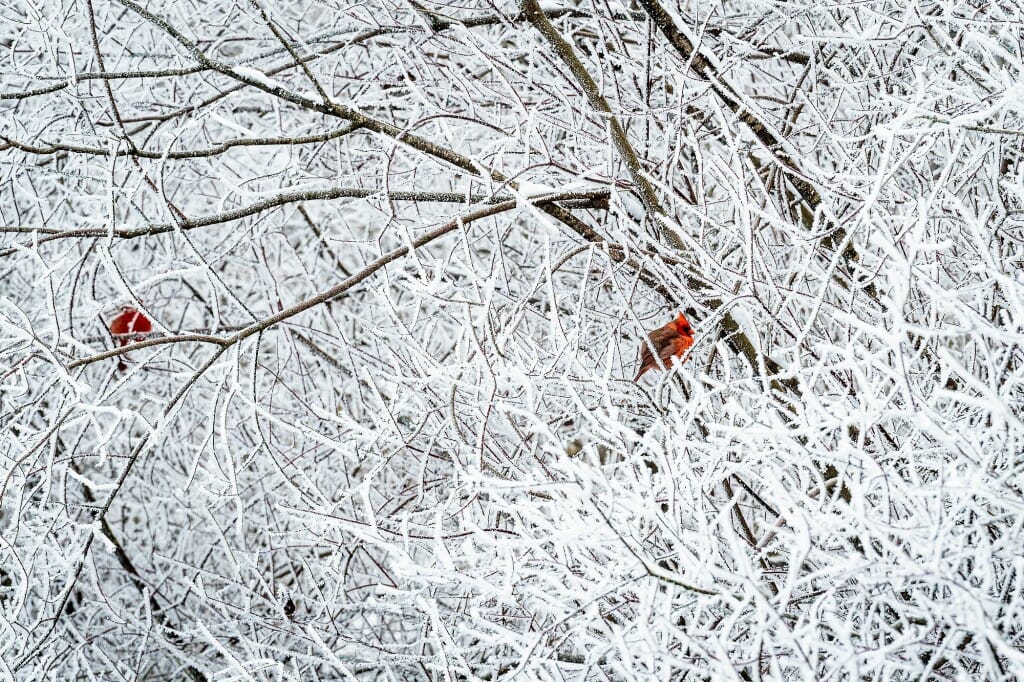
1,0 -> 1022,678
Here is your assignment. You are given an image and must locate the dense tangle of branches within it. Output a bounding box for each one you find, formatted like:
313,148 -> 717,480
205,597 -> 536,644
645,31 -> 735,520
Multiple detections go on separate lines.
1,0 -> 1022,678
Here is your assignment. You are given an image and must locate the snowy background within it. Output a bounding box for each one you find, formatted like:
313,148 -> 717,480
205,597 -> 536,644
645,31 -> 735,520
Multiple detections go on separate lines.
1,0 -> 1023,678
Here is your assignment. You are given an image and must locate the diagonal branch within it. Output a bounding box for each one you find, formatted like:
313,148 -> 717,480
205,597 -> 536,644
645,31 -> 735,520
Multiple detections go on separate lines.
520,0 -> 665,220
635,0 -> 878,301
518,0 -> 800,396
15,349 -> 226,675
66,193 -> 586,369
0,188 -> 611,257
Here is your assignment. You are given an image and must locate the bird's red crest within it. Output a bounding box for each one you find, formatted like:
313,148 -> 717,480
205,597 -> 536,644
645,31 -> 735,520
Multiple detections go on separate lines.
674,313 -> 693,337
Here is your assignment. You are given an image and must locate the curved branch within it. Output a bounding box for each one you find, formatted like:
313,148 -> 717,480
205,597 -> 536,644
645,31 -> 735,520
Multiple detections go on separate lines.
0,188 -> 611,255
67,193 -> 594,368
520,0 -> 667,221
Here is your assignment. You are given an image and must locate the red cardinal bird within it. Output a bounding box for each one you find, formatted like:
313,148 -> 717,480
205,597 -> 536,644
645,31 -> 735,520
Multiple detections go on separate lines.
109,306 -> 153,371
634,312 -> 694,381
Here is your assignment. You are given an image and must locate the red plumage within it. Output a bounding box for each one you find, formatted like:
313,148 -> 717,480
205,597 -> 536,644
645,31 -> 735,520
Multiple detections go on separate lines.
109,307 -> 152,344
109,307 -> 152,371
634,312 -> 694,381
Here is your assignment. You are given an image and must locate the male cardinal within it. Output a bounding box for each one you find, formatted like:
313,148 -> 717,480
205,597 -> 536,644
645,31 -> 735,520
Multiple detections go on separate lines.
634,312 -> 694,381
109,306 -> 152,371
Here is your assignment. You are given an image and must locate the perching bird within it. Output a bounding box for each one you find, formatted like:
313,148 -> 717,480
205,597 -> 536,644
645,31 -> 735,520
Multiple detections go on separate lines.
634,312 -> 694,381
109,306 -> 153,371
